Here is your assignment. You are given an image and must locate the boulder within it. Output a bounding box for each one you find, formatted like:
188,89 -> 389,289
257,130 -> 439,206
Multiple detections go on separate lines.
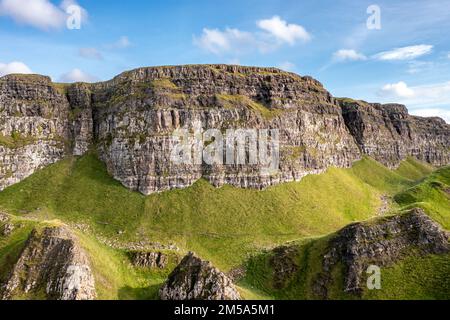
1,226 -> 97,300
160,252 -> 241,300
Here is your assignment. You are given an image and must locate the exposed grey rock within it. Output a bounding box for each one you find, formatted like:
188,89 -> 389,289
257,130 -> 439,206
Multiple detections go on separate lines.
1,66 -> 449,194
0,75 -> 70,191
0,212 -> 9,223
314,208 -> 449,298
340,99 -> 450,168
0,223 -> 14,236
1,226 -> 96,300
160,252 -> 241,300
130,251 -> 169,269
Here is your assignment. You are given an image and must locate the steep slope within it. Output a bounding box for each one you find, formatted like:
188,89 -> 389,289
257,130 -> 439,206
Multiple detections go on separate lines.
242,208 -> 450,300
1,65 -> 448,195
339,98 -> 449,168
0,75 -> 71,190
0,153 -> 433,269
1,225 -> 96,300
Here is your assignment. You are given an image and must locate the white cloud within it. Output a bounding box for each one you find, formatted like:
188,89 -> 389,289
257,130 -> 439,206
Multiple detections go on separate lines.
0,0 -> 87,30
78,47 -> 103,60
113,36 -> 131,49
410,108 -> 450,123
228,58 -> 241,65
378,81 -> 450,117
256,16 -> 311,45
194,28 -> 257,55
379,81 -> 415,98
448,52 -> 450,59
59,69 -> 97,83
278,61 -> 296,72
374,45 -> 433,61
194,16 -> 310,55
333,49 -> 367,62
0,61 -> 33,76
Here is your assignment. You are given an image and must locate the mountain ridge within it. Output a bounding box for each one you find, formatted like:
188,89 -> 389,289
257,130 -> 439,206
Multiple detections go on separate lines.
0,65 -> 449,194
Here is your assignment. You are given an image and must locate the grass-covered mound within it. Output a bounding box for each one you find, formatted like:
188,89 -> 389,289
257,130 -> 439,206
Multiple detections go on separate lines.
0,215 -> 178,300
240,208 -> 450,300
395,165 -> 450,229
0,154 -> 435,271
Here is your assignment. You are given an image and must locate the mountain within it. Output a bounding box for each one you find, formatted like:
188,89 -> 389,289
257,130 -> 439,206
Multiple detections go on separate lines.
0,65 -> 448,193
0,65 -> 449,300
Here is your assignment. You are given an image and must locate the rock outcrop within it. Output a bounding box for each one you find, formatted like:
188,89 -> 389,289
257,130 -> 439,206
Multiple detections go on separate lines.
339,99 -> 450,168
0,226 -> 96,300
1,65 -> 449,194
0,75 -> 71,191
160,252 -> 241,300
129,251 -> 169,269
314,208 -> 449,298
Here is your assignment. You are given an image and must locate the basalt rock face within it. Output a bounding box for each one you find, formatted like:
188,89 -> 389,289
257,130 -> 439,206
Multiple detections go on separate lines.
129,251 -> 169,269
160,252 -> 241,300
0,75 -> 71,191
0,226 -> 96,300
314,208 -> 449,298
1,65 -> 449,194
91,65 -> 360,194
340,99 -> 450,168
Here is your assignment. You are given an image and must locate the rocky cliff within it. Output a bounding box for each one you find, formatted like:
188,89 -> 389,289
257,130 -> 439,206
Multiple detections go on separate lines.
0,65 -> 448,194
1,226 -> 96,300
339,99 -> 450,168
314,208 -> 449,298
160,252 -> 241,300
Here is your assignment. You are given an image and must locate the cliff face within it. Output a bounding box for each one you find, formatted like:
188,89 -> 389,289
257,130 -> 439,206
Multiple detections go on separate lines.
90,65 -> 360,194
340,99 -> 450,168
0,75 -> 71,190
1,226 -> 96,300
314,208 -> 449,298
160,252 -> 241,300
0,65 -> 448,194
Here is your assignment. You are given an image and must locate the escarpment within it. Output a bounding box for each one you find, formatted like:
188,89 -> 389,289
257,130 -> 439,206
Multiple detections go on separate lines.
339,99 -> 450,168
0,75 -> 71,191
314,208 -> 449,298
160,252 -> 241,300
0,226 -> 96,300
0,65 -> 449,194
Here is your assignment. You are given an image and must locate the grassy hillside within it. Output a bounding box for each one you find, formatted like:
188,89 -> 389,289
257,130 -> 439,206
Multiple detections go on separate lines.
240,234 -> 450,300
0,215 -> 177,300
395,166 -> 450,229
0,154 -> 427,270
0,153 -> 445,300
240,165 -> 450,300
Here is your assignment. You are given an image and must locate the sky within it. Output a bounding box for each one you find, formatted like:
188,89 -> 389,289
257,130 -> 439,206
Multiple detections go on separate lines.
1,0 -> 450,121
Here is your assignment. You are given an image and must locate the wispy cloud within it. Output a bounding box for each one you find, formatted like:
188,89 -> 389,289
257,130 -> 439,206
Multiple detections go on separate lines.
377,80 -> 450,110
409,108 -> 450,123
78,47 -> 103,60
278,61 -> 296,72
379,81 -> 415,98
194,16 -> 310,55
333,49 -> 367,62
373,45 -> 433,61
0,0 -> 87,31
59,68 -> 98,83
257,16 -> 311,45
0,61 -> 33,76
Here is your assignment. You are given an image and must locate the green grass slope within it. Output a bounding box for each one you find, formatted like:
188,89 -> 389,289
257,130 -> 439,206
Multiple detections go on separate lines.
395,166 -> 450,229
0,215 -> 178,300
0,154 -> 436,270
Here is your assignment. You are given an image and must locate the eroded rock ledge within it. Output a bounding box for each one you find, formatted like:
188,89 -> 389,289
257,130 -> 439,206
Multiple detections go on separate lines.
160,252 -> 241,300
1,65 -> 449,194
314,208 -> 449,298
0,226 -> 96,300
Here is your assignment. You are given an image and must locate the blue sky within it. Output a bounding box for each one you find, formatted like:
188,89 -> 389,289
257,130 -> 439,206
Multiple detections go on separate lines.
1,0 -> 450,121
